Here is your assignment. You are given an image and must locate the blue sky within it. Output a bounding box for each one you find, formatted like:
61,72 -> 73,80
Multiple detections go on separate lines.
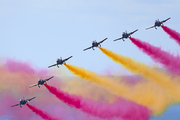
0,0 -> 180,119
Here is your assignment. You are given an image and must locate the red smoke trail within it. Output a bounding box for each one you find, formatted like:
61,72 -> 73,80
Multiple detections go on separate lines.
26,104 -> 59,120
45,84 -> 81,108
44,84 -> 150,120
129,37 -> 180,75
161,26 -> 180,45
0,94 -> 107,120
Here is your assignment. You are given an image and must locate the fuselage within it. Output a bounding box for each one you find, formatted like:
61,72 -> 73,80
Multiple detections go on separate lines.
57,59 -> 63,65
20,99 -> 27,105
155,21 -> 162,27
122,32 -> 129,38
38,80 -> 45,85
92,41 -> 99,47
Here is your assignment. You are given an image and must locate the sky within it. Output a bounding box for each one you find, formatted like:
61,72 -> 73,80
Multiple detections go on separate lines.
0,0 -> 180,120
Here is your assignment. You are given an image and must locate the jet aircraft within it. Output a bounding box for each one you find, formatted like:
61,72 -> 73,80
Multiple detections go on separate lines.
146,17 -> 170,30
11,97 -> 36,108
29,76 -> 54,88
83,38 -> 108,51
113,29 -> 138,41
48,56 -> 73,68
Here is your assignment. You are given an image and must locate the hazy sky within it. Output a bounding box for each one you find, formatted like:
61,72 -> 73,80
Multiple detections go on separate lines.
0,0 -> 180,119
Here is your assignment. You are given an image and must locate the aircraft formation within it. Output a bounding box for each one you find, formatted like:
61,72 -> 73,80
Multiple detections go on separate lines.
11,17 -> 171,116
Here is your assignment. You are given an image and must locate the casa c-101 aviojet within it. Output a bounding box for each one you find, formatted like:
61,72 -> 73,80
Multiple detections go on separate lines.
113,29 -> 138,42
83,38 -> 108,51
146,17 -> 170,30
48,56 -> 73,68
29,76 -> 54,88
11,97 -> 36,108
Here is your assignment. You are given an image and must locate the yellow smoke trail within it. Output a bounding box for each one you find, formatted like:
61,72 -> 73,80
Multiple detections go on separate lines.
65,64 -> 178,115
64,64 -> 130,95
98,47 -> 179,86
61,77 -> 117,103
98,47 -> 180,105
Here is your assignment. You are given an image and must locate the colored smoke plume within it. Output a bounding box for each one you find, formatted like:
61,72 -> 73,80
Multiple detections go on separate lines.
98,47 -> 180,113
161,26 -> 180,45
27,104 -> 59,120
66,64 -> 173,115
65,64 -> 167,115
0,59 -> 103,120
129,37 -> 180,75
44,84 -> 150,120
5,59 -> 48,75
1,94 -> 107,120
98,47 -> 178,91
64,64 -> 130,95
1,59 -> 150,120
44,84 -> 81,108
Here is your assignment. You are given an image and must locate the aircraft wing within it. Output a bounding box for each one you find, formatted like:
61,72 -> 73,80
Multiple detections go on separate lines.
98,38 -> 108,44
146,25 -> 155,30
26,97 -> 36,102
161,17 -> 170,23
113,37 -> 123,41
29,83 -> 38,88
45,76 -> 54,82
48,64 -> 57,68
83,46 -> 92,51
129,29 -> 138,35
63,56 -> 73,62
11,104 -> 20,107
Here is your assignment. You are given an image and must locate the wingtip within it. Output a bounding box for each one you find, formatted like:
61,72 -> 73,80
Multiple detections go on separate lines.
146,27 -> 152,30
31,96 -> 36,99
113,38 -> 121,41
